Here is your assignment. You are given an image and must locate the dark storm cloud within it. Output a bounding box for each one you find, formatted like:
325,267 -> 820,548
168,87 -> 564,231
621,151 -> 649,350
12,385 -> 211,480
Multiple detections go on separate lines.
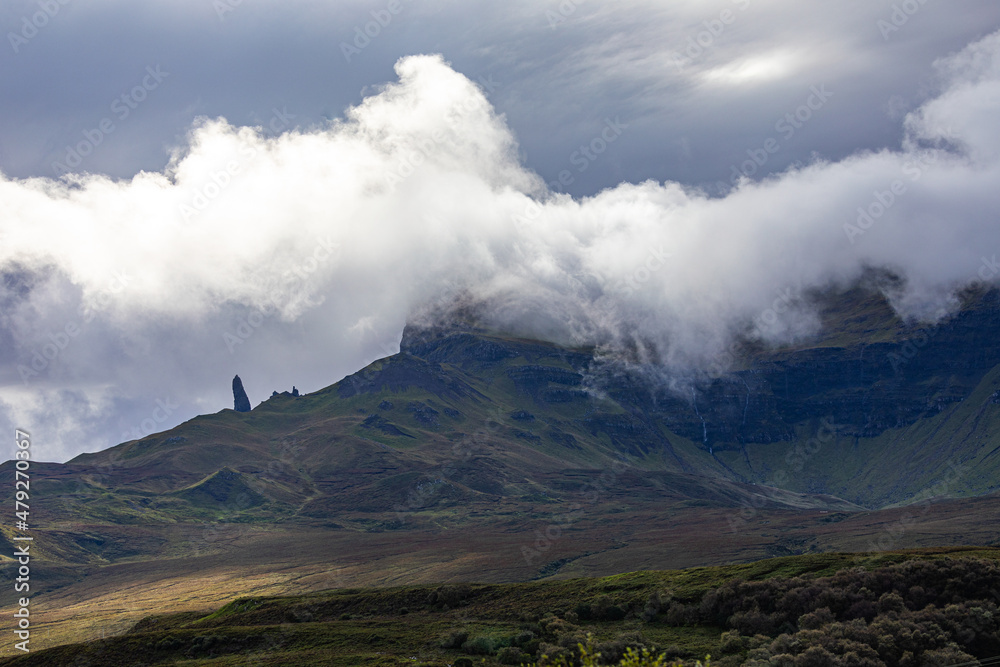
3,1 -> 999,193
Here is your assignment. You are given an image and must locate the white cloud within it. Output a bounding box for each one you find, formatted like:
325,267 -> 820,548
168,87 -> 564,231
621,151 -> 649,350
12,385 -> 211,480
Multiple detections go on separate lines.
2,31 -> 1000,461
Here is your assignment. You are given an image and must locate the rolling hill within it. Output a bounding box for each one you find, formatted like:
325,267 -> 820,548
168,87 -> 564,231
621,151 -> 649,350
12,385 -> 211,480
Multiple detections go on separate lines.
3,283 -> 1000,654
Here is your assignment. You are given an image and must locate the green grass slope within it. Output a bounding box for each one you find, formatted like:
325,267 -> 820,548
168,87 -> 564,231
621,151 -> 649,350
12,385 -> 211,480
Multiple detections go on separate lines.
4,547 -> 999,666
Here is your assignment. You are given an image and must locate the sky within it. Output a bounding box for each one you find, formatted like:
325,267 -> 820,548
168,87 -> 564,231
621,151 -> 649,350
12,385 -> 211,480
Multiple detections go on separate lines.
2,0 -> 1000,462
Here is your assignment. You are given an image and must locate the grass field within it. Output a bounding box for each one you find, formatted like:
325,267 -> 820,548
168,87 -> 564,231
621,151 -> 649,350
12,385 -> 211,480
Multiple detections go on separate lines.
3,546 -> 998,666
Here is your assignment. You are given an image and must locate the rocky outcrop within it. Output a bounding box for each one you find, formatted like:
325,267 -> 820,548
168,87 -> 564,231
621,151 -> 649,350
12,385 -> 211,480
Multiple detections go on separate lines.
270,387 -> 301,399
397,288 -> 1000,451
232,375 -> 251,412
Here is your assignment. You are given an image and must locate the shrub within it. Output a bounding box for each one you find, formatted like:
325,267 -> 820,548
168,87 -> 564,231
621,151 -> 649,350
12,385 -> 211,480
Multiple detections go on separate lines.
497,646 -> 527,664
876,592 -> 905,614
513,629 -> 540,655
657,557 -> 1000,665
533,635 -> 711,666
462,635 -> 501,655
438,584 -> 473,607
513,630 -> 537,646
717,630 -> 748,654
591,594 -> 628,621
797,607 -> 834,631
439,629 -> 468,649
596,631 -> 649,662
154,637 -> 183,651
641,591 -> 665,622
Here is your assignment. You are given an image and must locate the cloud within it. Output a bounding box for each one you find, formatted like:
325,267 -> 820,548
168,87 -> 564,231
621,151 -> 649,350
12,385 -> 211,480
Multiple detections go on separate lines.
2,31 -> 1000,461
3,0 -> 998,197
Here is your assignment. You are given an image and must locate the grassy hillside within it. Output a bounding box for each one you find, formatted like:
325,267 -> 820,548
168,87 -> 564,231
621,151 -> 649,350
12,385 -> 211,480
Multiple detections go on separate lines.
3,547 -> 998,666
21,285 -> 999,528
3,285 -> 1000,654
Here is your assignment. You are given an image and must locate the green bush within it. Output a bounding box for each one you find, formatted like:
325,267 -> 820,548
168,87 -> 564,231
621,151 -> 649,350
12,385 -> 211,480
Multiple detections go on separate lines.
497,645 -> 527,664
439,629 -> 468,648
462,634 -> 501,655
591,594 -> 627,621
531,635 -> 710,666
717,629 -> 747,655
668,557 -> 1000,664
513,629 -> 536,646
596,631 -> 649,662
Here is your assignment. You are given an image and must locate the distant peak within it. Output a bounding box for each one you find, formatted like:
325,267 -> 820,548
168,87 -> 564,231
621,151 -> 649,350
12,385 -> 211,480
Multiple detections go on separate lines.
400,290 -> 494,354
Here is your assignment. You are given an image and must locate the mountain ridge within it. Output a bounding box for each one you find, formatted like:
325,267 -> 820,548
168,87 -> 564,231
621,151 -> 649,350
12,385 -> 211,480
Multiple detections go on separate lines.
5,282 -> 1000,650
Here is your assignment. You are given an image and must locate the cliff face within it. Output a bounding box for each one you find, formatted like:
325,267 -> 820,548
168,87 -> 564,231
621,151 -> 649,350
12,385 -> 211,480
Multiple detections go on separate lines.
409,289 -> 1000,441
397,287 -> 1000,505
55,285 -> 1000,514
673,291 -> 1000,444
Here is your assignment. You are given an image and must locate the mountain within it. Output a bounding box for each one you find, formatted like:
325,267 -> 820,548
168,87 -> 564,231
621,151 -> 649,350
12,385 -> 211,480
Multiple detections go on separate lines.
3,283 -> 1000,650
